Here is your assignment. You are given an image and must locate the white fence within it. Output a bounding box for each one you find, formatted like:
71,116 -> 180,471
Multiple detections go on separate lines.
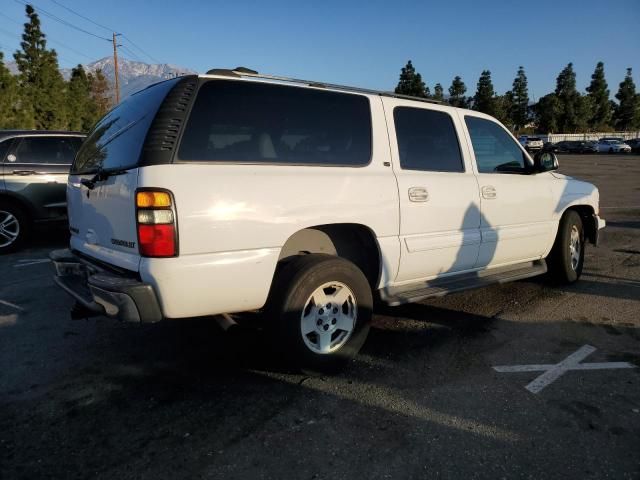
542,132 -> 640,143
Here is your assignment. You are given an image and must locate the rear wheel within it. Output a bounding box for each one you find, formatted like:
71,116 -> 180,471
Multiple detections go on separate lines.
547,210 -> 584,284
266,254 -> 372,372
0,202 -> 29,254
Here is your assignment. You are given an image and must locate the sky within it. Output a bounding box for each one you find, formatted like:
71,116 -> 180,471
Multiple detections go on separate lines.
1,0 -> 639,100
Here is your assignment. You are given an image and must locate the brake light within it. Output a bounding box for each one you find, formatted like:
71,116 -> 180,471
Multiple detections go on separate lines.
136,189 -> 177,257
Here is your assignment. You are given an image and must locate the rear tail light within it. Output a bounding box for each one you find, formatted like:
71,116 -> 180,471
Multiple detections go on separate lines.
136,189 -> 177,257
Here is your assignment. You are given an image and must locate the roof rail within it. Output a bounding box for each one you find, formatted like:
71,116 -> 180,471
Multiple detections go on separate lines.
203,68 -> 444,105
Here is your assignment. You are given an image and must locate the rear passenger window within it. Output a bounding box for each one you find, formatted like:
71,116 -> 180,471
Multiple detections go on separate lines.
393,107 -> 463,172
464,116 -> 528,173
15,137 -> 79,164
0,139 -> 11,162
178,81 -> 372,166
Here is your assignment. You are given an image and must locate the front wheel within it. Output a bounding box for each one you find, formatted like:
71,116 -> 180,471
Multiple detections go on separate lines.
266,254 -> 373,372
547,210 -> 584,284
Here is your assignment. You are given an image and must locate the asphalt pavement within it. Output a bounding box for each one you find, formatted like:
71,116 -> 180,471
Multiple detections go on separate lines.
1,154 -> 639,479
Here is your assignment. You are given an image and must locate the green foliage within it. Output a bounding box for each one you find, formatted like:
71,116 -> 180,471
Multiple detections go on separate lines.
510,66 -> 529,130
554,63 -> 582,132
433,83 -> 444,102
88,69 -> 112,119
586,62 -> 612,130
1,4 -> 112,132
494,92 -> 514,128
13,4 -> 68,130
395,60 -> 429,98
614,68 -> 639,130
448,76 -> 468,108
534,94 -> 559,133
473,70 -> 496,116
0,52 -> 20,129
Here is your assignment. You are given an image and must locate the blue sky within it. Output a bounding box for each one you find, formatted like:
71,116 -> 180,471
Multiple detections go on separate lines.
1,0 -> 638,100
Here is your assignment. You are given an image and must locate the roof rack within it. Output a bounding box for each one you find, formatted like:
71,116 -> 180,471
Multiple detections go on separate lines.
204,67 -> 445,105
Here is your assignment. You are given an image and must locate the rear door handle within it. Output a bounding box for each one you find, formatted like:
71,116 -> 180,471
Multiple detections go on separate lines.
481,185 -> 497,199
12,170 -> 36,176
408,187 -> 429,202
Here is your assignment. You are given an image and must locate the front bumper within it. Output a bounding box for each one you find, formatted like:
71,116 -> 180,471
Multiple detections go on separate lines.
592,214 -> 606,246
50,249 -> 163,323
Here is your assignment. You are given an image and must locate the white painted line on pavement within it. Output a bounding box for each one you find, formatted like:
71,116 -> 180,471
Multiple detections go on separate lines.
14,259 -> 51,268
0,299 -> 24,311
493,344 -> 637,394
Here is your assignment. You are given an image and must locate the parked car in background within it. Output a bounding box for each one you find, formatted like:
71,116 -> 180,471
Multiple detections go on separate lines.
0,130 -> 85,253
543,141 -> 557,152
596,139 -> 632,153
624,138 -> 640,153
554,140 -> 598,154
518,135 -> 544,152
50,69 -> 604,371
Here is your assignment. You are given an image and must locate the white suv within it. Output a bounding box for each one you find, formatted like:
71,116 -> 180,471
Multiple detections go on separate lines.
518,135 -> 544,152
51,69 -> 605,370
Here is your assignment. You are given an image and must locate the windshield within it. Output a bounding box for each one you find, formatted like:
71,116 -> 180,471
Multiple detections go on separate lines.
72,78 -> 182,174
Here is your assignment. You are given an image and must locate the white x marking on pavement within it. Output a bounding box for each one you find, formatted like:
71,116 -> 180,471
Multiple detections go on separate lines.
493,345 -> 637,394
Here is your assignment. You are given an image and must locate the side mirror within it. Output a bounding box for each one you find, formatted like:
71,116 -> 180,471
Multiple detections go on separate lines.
533,151 -> 559,172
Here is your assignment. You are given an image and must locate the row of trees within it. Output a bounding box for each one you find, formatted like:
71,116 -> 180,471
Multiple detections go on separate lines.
0,5 -> 111,131
395,60 -> 640,133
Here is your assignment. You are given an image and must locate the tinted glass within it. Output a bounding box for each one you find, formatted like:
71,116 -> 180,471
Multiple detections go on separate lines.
15,137 -> 80,164
0,139 -> 11,162
393,107 -> 463,172
72,78 -> 181,174
178,81 -> 372,166
465,116 -> 527,173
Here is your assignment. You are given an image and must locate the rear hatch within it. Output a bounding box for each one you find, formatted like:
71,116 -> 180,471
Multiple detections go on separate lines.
67,76 -> 196,271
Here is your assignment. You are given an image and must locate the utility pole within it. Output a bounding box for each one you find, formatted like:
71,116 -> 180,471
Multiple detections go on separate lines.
112,32 -> 122,104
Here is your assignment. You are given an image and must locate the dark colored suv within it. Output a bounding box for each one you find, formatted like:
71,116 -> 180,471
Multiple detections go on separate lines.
0,130 -> 85,253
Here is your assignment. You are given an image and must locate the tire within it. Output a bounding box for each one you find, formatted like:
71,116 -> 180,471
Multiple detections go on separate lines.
0,201 -> 29,254
547,210 -> 584,284
266,254 -> 373,372
608,147 -> 614,154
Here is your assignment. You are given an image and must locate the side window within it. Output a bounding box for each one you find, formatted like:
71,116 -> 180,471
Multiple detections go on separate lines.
178,80 -> 372,166
465,116 -> 527,173
14,137 -> 78,165
0,139 -> 11,162
394,107 -> 464,172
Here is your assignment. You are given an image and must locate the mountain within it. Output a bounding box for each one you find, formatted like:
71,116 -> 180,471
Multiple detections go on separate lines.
62,57 -> 198,98
4,56 -> 197,99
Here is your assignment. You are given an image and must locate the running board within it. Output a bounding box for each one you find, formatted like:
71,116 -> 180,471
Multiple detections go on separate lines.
380,260 -> 547,306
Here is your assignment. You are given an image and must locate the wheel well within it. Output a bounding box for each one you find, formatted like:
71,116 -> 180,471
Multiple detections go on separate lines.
0,194 -> 35,220
565,205 -> 596,244
278,224 -> 381,288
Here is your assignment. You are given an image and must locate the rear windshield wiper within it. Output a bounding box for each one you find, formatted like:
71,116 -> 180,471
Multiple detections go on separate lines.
80,167 -> 130,190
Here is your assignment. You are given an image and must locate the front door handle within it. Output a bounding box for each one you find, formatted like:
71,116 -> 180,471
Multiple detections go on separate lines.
408,187 -> 429,202
12,170 -> 36,176
481,185 -> 497,199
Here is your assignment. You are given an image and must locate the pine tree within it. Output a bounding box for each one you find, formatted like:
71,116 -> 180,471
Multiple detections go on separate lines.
433,83 -> 444,102
554,63 -> 581,132
586,62 -> 612,130
395,60 -> 428,98
448,76 -> 467,108
66,65 -> 94,131
535,94 -> 559,133
473,70 -> 496,116
13,4 -> 67,129
510,66 -> 529,131
494,92 -> 514,128
614,68 -> 640,131
88,69 -> 112,119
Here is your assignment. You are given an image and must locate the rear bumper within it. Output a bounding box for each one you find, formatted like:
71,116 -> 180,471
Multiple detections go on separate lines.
50,249 -> 162,323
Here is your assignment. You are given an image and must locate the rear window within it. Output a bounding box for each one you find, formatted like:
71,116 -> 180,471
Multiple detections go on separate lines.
177,80 -> 372,166
72,78 -> 182,174
528,137 -> 541,141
